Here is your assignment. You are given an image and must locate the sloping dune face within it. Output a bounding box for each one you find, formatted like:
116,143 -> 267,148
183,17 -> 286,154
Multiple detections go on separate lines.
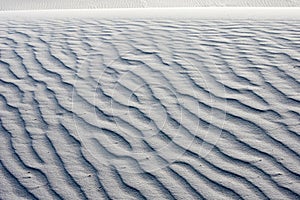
0,0 -> 300,10
0,19 -> 300,199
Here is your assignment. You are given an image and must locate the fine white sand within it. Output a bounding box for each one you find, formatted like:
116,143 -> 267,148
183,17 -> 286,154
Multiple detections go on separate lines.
0,0 -> 300,10
0,7 -> 300,200
1,8 -> 300,20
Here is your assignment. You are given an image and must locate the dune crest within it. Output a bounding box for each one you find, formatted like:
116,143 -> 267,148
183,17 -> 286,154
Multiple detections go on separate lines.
0,0 -> 300,10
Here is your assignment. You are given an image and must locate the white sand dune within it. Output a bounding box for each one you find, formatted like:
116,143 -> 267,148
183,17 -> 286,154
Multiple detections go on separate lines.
0,8 -> 300,200
0,0 -> 300,10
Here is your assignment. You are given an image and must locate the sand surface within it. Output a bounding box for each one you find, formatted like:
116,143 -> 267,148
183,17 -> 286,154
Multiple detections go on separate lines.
0,0 -> 300,10
0,7 -> 300,200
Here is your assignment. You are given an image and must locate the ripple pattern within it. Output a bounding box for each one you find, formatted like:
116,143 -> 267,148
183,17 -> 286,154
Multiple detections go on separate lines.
0,19 -> 300,199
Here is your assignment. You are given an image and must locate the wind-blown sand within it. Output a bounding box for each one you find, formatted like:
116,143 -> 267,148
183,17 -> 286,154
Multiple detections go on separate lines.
0,8 -> 300,200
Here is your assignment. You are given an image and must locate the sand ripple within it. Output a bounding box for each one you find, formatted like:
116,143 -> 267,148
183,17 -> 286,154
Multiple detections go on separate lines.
0,19 -> 299,199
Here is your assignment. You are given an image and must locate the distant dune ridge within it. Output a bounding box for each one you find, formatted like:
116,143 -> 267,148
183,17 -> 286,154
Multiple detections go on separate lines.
0,16 -> 300,199
0,0 -> 300,10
